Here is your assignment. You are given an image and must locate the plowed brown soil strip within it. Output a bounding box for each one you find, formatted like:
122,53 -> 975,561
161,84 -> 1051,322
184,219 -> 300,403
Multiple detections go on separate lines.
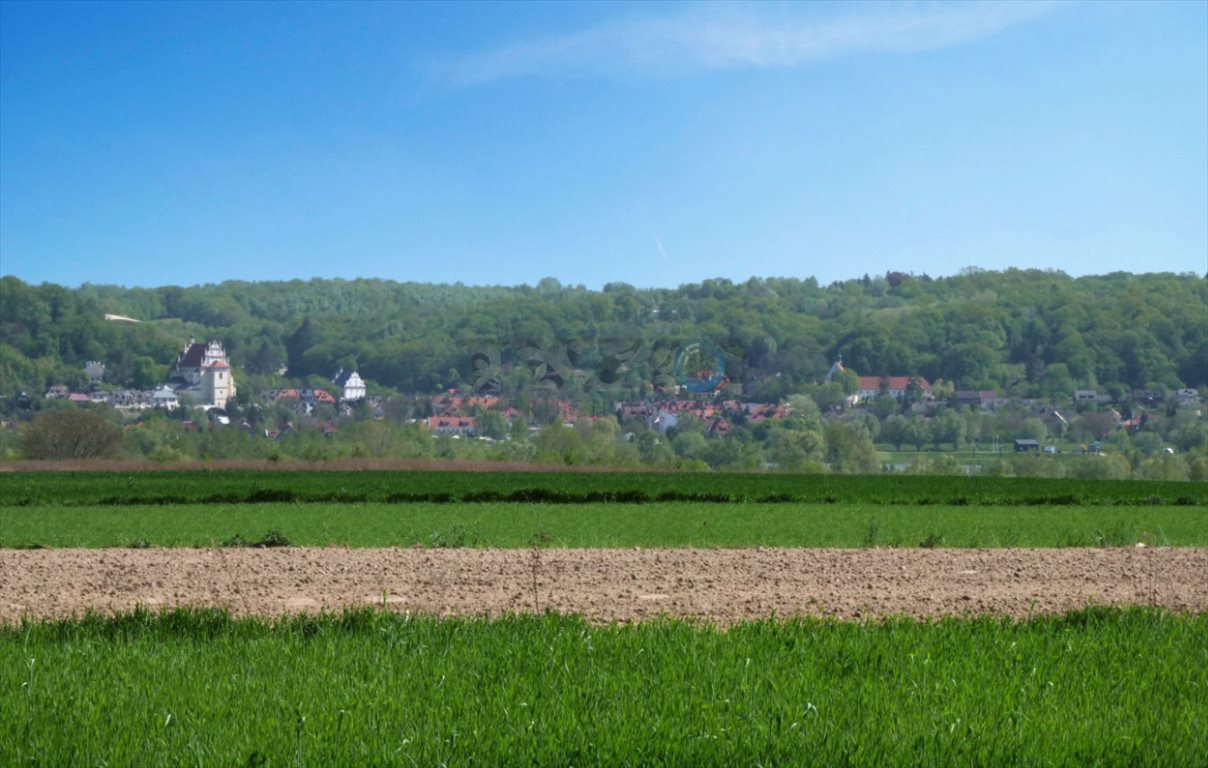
2,548 -> 1206,623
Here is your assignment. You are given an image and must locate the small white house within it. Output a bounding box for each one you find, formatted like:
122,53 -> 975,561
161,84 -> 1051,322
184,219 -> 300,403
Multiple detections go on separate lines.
1176,388 -> 1201,404
152,386 -> 180,411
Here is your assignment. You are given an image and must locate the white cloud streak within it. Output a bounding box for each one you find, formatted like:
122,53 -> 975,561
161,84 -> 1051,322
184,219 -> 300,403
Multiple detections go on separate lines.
447,1 -> 1056,86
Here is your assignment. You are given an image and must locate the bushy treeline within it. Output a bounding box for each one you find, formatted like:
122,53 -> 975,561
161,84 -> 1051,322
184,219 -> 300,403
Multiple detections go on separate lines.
2,269 -> 1205,399
4,400 -> 1203,481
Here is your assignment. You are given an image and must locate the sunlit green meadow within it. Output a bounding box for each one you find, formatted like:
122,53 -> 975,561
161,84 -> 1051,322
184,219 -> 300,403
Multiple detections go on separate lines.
3,608 -> 1205,767
3,501 -> 1205,549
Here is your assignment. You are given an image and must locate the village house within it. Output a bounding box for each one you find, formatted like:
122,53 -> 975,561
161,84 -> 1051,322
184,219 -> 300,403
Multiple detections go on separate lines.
108,388 -> 153,408
84,361 -> 106,383
743,402 -> 788,423
616,398 -> 787,433
267,388 -> 336,415
616,402 -> 655,423
427,415 -> 479,437
856,376 -> 933,403
431,392 -> 500,415
299,388 -> 337,407
1073,389 -> 1114,405
151,386 -> 179,411
1175,388 -> 1202,406
954,390 -> 1001,409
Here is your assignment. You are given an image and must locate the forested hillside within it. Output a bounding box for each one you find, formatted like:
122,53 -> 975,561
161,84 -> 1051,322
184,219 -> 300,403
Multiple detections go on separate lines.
1,270 -> 1205,400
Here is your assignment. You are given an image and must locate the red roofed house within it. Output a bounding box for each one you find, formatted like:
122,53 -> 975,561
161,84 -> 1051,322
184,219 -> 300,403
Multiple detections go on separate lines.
856,376 -> 932,403
427,416 -> 479,436
299,388 -> 336,406
432,394 -> 500,415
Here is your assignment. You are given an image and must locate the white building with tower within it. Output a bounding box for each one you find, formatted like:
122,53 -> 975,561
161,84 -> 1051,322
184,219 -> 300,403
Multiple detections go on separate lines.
167,339 -> 237,409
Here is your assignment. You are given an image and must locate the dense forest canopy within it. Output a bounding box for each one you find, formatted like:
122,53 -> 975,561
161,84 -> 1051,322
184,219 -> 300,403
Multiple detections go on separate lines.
1,270 -> 1205,400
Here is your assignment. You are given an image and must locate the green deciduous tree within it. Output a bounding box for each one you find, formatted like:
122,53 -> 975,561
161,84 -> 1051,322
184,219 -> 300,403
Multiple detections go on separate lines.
930,410 -> 966,450
824,421 -> 879,474
20,409 -> 122,460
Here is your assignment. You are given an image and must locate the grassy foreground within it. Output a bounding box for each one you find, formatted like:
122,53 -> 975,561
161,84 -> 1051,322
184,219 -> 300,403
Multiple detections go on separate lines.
3,608 -> 1205,767
3,501 -> 1206,548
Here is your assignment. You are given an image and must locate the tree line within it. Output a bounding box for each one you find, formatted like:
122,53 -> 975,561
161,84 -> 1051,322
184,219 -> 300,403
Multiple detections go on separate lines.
1,269 -> 1205,404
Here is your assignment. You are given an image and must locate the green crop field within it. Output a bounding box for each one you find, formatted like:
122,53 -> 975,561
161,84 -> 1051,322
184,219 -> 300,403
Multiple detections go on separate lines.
3,608 -> 1205,767
3,501 -> 1206,549
2,469 -> 1203,550
4,469 -> 1205,765
2,469 -> 1204,507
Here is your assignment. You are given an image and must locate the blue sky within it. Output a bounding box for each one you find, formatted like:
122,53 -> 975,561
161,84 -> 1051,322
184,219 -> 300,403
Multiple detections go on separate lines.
1,0 -> 1205,290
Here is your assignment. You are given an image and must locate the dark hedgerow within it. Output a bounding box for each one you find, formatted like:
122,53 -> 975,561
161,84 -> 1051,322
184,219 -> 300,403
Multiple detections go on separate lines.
3,471 -> 1205,508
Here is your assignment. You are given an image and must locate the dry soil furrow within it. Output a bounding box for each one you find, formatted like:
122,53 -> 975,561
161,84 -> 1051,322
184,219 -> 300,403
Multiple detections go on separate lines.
2,547 -> 1205,623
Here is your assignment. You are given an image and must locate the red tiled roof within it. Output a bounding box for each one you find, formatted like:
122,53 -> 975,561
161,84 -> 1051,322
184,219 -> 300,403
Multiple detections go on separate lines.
857,376 -> 931,392
432,394 -> 499,415
313,389 -> 336,403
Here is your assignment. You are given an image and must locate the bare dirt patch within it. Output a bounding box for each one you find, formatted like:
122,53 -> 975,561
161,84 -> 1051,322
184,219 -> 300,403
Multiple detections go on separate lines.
2,547 -> 1205,624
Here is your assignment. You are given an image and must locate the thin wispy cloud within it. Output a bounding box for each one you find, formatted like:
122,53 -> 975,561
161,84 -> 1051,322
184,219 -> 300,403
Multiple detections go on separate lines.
448,1 -> 1056,85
